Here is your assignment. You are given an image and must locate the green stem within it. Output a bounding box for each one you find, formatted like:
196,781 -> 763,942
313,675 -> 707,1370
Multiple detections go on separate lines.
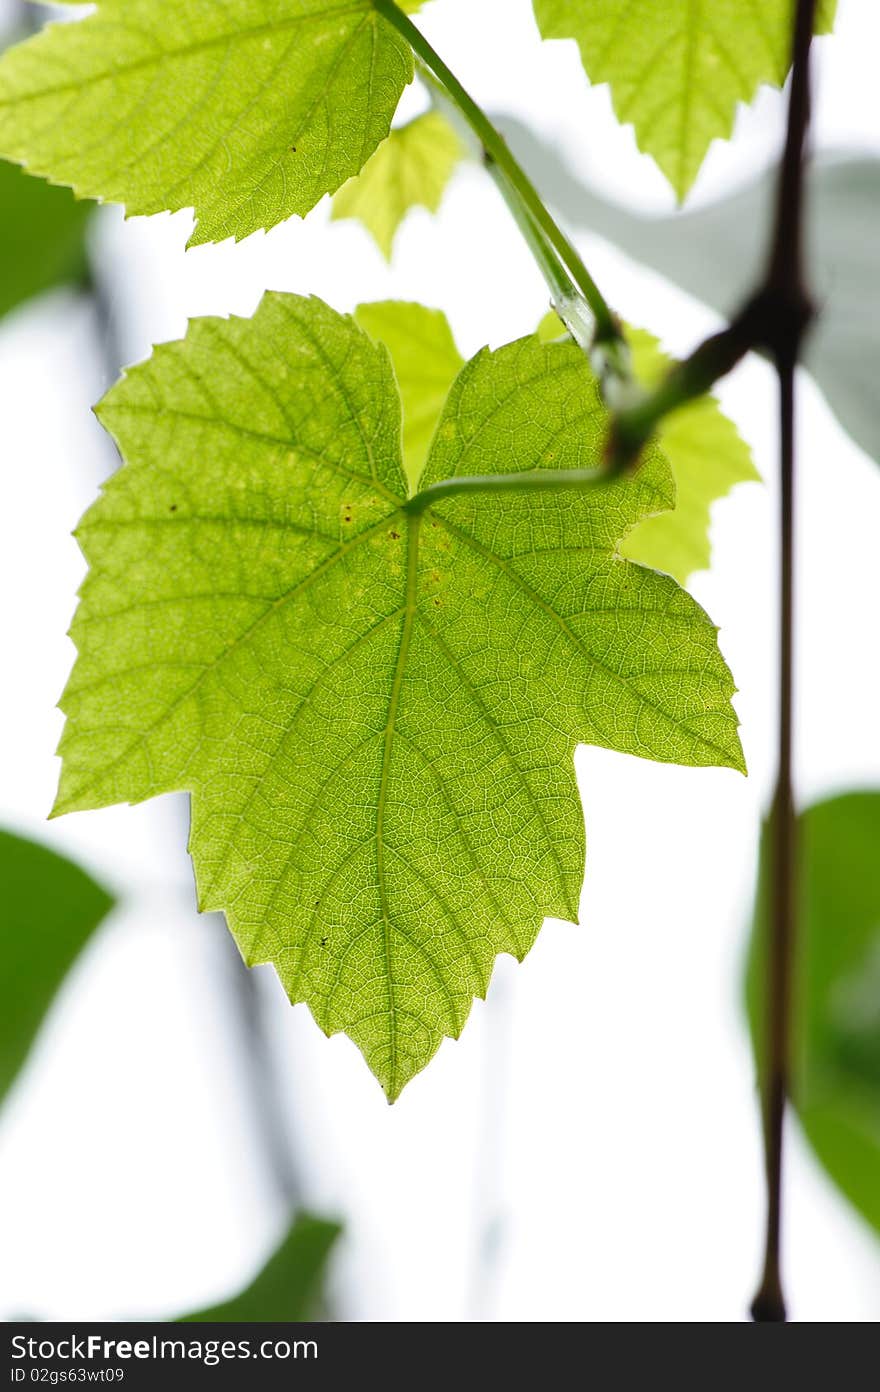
374,0 -> 620,345
415,55 -> 577,309
607,304 -> 765,471
485,163 -> 579,309
405,467 -> 604,517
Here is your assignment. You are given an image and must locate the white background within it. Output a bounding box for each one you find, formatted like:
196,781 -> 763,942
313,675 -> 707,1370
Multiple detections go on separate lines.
0,0 -> 878,1322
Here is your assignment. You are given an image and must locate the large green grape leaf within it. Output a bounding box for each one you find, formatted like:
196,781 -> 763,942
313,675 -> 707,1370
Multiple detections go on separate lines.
747,793 -> 880,1237
533,0 -> 837,199
537,312 -> 758,585
180,1212 -> 341,1321
0,828 -> 114,1105
0,1 -> 417,246
54,293 -> 743,1099
354,300 -> 465,490
332,109 -> 466,259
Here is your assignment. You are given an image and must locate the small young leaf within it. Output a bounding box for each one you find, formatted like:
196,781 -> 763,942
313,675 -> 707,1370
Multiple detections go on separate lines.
533,0 -> 837,199
332,110 -> 466,259
620,329 -> 759,584
0,828 -> 114,1105
179,1213 -> 341,1322
354,300 -> 465,490
538,313 -> 758,585
747,793 -> 880,1237
0,1 -> 416,245
55,293 -> 743,1098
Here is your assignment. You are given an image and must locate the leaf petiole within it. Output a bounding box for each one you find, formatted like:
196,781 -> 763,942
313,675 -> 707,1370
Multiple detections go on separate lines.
374,0 -> 621,347
404,466 -> 606,516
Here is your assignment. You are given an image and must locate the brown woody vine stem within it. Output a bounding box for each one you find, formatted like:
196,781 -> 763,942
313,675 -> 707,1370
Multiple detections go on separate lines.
750,0 -> 818,1325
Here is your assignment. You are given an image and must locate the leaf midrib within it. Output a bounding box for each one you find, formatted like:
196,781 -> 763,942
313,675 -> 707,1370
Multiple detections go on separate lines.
373,513 -> 421,1095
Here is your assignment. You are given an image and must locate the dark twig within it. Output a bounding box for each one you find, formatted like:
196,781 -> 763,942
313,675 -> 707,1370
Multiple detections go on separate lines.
750,0 -> 818,1325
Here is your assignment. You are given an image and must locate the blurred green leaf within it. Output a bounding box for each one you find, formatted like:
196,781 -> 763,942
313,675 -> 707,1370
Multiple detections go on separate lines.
179,1213 -> 342,1322
354,300 -> 465,490
332,110 -> 466,260
0,156 -> 92,323
747,792 -> 880,1236
0,828 -> 114,1105
498,123 -> 880,473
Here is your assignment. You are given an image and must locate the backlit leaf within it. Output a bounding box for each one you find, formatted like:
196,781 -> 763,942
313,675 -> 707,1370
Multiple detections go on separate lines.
0,1 -> 416,245
533,0 -> 837,198
54,293 -> 744,1098
354,300 -> 465,490
332,110 -> 465,259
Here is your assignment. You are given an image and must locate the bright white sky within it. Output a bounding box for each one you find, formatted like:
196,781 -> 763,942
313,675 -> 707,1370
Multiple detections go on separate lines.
0,0 -> 878,1322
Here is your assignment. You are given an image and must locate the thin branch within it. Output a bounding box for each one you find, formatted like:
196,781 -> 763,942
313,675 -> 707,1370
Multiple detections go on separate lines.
751,358 -> 797,1325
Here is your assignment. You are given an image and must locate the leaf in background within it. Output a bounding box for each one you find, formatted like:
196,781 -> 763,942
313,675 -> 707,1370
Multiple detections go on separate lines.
0,828 -> 114,1105
747,792 -> 880,1237
332,110 -> 465,259
532,0 -> 837,199
538,312 -> 758,585
620,328 -> 759,583
0,158 -> 92,323
354,300 -> 464,491
180,1213 -> 341,1321
499,123 -> 880,477
53,293 -> 743,1098
0,1 -> 415,245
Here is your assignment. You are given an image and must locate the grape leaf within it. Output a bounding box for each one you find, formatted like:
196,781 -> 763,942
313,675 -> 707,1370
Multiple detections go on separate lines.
533,0 -> 837,199
179,1212 -> 341,1321
332,109 -> 465,259
54,293 -> 744,1098
354,300 -> 465,490
0,828 -> 114,1105
747,793 -> 880,1237
538,312 -> 758,585
0,1 -> 417,246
